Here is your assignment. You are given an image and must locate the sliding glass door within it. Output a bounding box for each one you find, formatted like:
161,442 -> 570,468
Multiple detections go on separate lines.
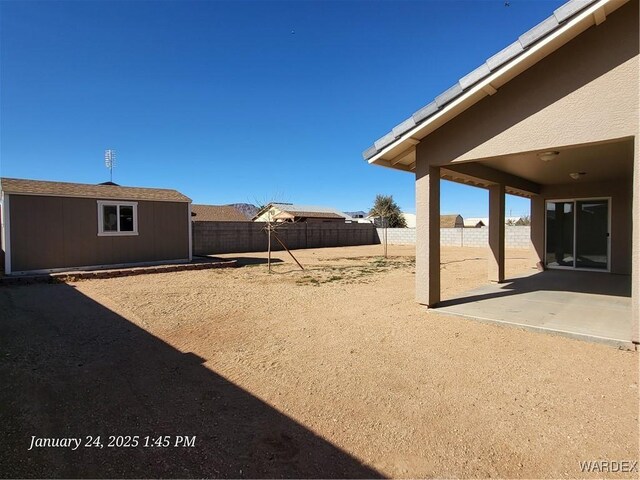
545,198 -> 609,271
546,201 -> 575,267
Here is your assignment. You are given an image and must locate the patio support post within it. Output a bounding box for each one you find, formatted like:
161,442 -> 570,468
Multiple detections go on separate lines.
488,183 -> 506,283
530,195 -> 545,268
416,165 -> 440,306
633,135 -> 639,344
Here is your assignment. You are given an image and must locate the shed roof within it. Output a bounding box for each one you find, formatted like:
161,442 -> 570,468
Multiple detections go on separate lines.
463,218 -> 487,228
0,177 -> 191,203
441,214 -> 463,228
191,204 -> 249,222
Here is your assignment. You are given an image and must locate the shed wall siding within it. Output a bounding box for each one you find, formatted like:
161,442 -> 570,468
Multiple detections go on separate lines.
9,195 -> 189,272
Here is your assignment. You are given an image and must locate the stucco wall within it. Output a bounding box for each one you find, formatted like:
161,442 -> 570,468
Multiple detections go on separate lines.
530,179 -> 632,274
9,195 -> 190,273
416,0 -> 639,166
413,2 -> 638,316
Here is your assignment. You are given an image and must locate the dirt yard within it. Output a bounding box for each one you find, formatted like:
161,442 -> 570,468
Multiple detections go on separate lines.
1,245 -> 638,478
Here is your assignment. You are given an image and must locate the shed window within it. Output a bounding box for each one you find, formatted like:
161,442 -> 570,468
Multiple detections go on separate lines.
97,201 -> 138,236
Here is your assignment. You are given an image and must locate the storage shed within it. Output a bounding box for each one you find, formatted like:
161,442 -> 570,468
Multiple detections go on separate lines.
0,178 -> 192,275
440,214 -> 464,228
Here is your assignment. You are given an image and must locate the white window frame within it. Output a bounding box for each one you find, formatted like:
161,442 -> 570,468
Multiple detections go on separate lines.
97,200 -> 139,236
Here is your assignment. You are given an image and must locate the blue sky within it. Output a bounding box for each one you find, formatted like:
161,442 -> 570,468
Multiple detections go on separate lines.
1,0 -> 564,216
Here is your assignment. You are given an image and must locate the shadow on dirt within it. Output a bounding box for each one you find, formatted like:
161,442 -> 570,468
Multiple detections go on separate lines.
0,283 -> 380,478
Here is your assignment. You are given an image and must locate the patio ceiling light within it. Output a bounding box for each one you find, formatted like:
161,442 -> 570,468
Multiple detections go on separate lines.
569,171 -> 587,180
537,151 -> 559,162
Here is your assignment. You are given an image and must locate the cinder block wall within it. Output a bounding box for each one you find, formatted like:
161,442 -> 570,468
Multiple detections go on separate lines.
504,226 -> 532,249
376,228 -> 416,244
377,226 -> 531,248
193,221 -> 379,255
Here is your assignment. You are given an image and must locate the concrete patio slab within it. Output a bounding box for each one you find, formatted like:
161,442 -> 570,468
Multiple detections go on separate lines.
434,269 -> 633,348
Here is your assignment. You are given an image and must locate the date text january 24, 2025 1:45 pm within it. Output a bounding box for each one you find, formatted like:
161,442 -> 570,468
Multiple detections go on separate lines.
27,435 -> 197,451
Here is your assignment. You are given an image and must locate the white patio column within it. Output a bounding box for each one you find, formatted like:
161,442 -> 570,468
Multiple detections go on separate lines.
488,183 -> 506,283
632,135 -> 639,344
416,165 -> 440,306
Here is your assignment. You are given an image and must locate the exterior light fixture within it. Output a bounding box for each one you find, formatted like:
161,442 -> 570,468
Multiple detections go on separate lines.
569,171 -> 586,180
537,151 -> 559,162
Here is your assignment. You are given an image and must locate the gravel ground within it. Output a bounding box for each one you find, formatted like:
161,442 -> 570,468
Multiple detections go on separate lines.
0,245 -> 637,478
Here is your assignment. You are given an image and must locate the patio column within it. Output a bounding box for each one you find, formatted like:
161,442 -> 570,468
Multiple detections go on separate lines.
416,165 -> 440,306
530,195 -> 545,269
488,183 -> 505,283
633,135 -> 639,344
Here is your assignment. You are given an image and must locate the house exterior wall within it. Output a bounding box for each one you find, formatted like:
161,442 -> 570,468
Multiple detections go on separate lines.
530,179 -> 632,275
253,207 -> 281,222
415,0 -> 639,167
412,1 -> 639,340
633,133 -> 639,342
8,194 -> 190,273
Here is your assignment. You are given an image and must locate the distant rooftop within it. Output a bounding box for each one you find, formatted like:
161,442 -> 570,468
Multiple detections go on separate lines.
254,202 -> 353,220
192,204 -> 249,222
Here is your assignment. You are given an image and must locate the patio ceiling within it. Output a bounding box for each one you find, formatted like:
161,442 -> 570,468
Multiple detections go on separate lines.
438,138 -> 633,198
474,138 -> 633,185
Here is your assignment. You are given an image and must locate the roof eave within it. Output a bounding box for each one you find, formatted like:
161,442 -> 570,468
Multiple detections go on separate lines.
366,0 -> 625,172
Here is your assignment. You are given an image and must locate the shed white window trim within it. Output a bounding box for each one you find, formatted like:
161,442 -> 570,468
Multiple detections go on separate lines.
97,200 -> 139,236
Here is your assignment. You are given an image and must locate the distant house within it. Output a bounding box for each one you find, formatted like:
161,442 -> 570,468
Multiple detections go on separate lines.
0,177 -> 192,275
514,216 -> 531,226
191,204 -> 249,222
463,217 -> 487,228
346,211 -> 374,224
361,212 -> 416,228
440,214 -> 464,228
253,203 -> 352,223
464,216 -> 525,227
362,215 -> 381,226
402,213 -> 416,228
345,210 -> 367,219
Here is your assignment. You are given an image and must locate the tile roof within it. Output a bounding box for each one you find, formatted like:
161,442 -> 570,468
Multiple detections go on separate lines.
0,177 -> 191,202
191,204 -> 249,222
362,0 -> 599,160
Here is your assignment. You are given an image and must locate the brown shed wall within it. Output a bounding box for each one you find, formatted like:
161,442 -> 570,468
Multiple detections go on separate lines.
9,195 -> 189,272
